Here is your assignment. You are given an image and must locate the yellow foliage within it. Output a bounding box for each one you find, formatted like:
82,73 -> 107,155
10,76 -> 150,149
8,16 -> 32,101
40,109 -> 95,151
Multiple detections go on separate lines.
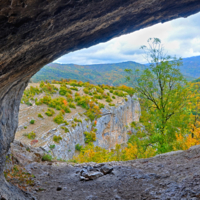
71,142 -> 156,163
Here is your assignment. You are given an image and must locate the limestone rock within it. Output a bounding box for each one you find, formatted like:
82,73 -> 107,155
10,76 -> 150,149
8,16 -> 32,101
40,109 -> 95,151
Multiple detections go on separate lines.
10,141 -> 45,167
100,165 -> 113,175
40,94 -> 141,161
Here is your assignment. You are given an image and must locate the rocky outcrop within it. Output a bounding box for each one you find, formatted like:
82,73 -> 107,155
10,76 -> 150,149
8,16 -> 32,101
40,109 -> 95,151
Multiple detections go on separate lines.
17,144 -> 200,200
41,95 -> 140,160
1,0 -> 200,198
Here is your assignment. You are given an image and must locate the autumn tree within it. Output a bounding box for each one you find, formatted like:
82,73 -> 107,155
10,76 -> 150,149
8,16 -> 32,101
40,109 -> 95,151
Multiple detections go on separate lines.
125,38 -> 188,153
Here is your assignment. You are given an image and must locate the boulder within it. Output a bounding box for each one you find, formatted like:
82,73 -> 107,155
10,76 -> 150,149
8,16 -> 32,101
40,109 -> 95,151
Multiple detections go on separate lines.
100,165 -> 113,175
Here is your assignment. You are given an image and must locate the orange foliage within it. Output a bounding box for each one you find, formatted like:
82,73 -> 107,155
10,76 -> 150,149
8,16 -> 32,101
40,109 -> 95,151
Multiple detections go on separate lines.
63,99 -> 68,106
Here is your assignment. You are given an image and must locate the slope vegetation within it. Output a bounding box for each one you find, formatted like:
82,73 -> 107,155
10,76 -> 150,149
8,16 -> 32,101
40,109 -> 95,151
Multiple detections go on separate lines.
31,56 -> 200,85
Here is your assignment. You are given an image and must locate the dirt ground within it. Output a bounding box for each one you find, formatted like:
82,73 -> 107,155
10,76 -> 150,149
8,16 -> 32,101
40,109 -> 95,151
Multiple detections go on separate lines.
26,145 -> 200,200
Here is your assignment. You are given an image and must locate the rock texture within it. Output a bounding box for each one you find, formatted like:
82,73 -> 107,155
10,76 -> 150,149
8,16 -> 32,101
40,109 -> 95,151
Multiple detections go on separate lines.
1,0 -> 200,198
41,95 -> 140,160
21,144 -> 200,200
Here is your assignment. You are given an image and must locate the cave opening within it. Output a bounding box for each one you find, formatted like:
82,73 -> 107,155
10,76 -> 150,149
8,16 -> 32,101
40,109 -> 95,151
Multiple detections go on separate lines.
1,0 -> 200,199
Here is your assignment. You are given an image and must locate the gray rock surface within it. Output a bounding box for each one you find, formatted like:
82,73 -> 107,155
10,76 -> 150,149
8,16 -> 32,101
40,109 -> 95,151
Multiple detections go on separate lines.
0,175 -> 36,200
100,165 -> 113,175
25,144 -> 200,200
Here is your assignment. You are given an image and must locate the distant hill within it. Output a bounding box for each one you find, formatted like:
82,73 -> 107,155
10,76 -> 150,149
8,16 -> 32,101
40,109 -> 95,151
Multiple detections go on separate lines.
179,56 -> 200,79
31,61 -> 146,85
32,55 -> 200,85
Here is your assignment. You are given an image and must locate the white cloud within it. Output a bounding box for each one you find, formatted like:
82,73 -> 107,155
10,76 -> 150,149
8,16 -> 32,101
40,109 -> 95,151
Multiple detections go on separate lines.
54,12 -> 200,65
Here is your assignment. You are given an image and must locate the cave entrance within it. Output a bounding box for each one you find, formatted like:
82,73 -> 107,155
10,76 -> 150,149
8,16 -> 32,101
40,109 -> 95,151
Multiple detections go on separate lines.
1,0 -> 200,198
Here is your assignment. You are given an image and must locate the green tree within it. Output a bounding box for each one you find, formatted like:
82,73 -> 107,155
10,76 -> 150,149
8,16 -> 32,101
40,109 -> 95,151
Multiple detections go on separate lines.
125,38 -> 188,153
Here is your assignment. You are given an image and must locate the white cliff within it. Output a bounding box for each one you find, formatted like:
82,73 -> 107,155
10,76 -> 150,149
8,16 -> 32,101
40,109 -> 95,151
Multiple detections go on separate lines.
41,94 -> 141,160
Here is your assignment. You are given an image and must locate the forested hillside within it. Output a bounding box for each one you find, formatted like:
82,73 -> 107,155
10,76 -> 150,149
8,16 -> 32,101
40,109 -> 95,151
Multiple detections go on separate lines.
31,61 -> 146,85
31,56 -> 200,85
180,56 -> 200,78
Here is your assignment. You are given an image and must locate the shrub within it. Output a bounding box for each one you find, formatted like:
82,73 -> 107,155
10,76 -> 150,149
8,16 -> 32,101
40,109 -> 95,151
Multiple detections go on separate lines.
84,131 -> 96,143
30,119 -> 35,124
24,126 -> 27,129
71,124 -> 77,128
98,103 -> 105,109
59,85 -> 70,96
40,83 -> 58,94
67,97 -> 73,102
62,106 -> 71,113
76,96 -> 89,109
130,121 -> 137,128
38,113 -> 43,118
40,95 -> 52,105
53,135 -> 62,143
25,102 -> 32,106
45,108 -> 55,116
69,103 -> 76,109
61,126 -> 69,133
55,105 -> 61,110
112,96 -> 116,99
113,90 -> 126,97
24,131 -> 36,139
83,88 -> 90,94
53,112 -> 64,124
71,87 -> 78,91
106,97 -> 112,103
63,120 -> 69,125
49,144 -> 56,150
75,144 -> 82,151
74,118 -> 82,123
42,154 -> 52,161
109,103 -> 115,106
94,94 -> 103,100
75,92 -> 80,97
96,86 -> 104,94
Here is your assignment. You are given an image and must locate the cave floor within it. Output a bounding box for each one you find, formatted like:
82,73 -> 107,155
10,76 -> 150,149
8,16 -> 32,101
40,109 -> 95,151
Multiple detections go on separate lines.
25,146 -> 200,200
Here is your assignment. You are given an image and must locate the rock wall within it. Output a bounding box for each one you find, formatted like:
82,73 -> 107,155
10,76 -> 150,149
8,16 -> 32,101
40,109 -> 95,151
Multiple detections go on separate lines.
41,95 -> 140,160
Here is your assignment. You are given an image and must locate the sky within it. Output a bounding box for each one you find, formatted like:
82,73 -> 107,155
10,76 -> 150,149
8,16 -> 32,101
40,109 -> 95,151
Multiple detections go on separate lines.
55,12 -> 200,65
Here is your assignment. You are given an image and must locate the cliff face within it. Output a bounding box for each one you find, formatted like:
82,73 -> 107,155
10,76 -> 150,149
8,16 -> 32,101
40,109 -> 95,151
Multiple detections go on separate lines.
41,95 -> 140,160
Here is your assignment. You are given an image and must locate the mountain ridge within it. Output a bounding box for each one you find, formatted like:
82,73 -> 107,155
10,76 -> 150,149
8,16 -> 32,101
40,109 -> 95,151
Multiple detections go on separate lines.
32,56 -> 200,85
